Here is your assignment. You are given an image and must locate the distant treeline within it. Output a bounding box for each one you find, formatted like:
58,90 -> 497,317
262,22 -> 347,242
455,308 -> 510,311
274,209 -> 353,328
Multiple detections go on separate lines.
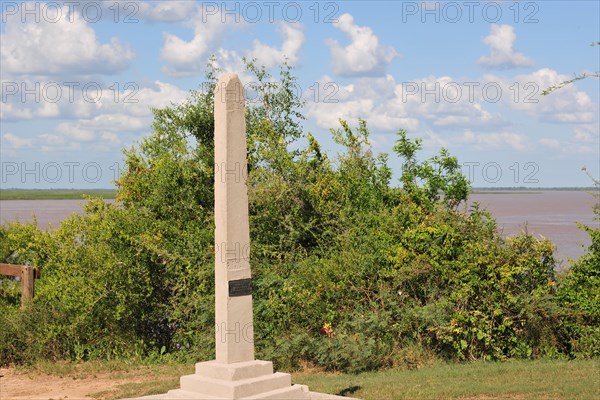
0,189 -> 117,200
0,187 -> 594,201
471,187 -> 595,192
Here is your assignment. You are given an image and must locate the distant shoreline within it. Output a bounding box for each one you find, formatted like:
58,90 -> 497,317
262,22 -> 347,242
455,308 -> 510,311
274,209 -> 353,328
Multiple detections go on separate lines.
0,189 -> 117,200
470,187 -> 596,194
0,187 -> 596,200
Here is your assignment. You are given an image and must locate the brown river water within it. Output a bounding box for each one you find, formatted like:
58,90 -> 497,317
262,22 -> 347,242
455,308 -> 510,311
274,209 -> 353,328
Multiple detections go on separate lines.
0,191 -> 597,267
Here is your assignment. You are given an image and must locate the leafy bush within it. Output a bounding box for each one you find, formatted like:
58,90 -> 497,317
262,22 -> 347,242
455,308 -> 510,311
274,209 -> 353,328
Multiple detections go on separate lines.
555,175 -> 600,357
0,59 -> 595,370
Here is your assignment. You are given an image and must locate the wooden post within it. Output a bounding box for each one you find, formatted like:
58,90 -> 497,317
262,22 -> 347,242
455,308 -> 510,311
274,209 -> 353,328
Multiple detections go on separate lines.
0,263 -> 37,309
21,265 -> 34,308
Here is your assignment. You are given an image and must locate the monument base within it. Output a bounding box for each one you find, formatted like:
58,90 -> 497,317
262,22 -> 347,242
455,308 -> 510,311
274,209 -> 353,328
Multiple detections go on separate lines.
172,359 -> 308,399
125,359 -> 358,400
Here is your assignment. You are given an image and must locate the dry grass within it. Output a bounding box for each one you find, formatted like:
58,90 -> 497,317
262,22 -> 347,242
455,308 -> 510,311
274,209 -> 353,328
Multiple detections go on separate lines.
1,359 -> 598,400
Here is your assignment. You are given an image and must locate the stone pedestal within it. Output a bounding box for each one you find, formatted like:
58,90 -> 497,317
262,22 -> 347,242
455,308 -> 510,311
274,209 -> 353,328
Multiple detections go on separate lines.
162,360 -> 309,399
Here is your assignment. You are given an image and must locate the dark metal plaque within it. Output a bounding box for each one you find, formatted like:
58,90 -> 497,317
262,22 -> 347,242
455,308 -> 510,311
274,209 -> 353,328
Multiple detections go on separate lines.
229,278 -> 252,297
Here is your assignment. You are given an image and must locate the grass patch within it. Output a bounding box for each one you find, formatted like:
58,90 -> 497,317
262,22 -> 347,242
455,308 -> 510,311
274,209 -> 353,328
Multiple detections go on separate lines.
8,359 -> 599,400
294,359 -> 600,400
20,359 -> 144,377
90,363 -> 192,400
0,189 -> 116,200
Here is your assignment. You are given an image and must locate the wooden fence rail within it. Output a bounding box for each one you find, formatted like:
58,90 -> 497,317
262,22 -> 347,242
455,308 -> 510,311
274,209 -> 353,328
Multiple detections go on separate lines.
0,263 -> 39,308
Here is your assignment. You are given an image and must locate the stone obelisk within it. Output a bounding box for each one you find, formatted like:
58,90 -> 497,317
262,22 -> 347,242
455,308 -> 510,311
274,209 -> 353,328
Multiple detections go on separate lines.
214,72 -> 255,364
159,74 -> 311,400
126,73 -> 358,400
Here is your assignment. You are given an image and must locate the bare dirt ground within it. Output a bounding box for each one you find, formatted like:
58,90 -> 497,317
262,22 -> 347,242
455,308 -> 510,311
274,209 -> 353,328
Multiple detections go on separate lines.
0,367 -> 136,400
0,365 -> 188,400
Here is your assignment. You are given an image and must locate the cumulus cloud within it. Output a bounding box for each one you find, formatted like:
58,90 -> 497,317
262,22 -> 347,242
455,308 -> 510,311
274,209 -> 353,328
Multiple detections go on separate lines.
38,133 -> 82,153
574,124 -> 600,143
539,138 -> 595,155
305,75 -> 420,132
539,123 -> 599,155
1,133 -> 33,150
460,130 -> 528,151
396,76 -> 506,129
56,123 -> 96,142
0,2 -> 135,78
326,13 -> 398,77
137,0 -> 197,22
50,80 -> 188,146
247,23 -> 304,68
36,102 -> 61,118
5,81 -> 189,154
1,80 -> 187,122
488,68 -> 598,123
304,73 -> 512,139
0,102 -> 34,120
539,138 -> 561,149
160,4 -> 235,77
478,24 -> 534,69
161,14 -> 304,77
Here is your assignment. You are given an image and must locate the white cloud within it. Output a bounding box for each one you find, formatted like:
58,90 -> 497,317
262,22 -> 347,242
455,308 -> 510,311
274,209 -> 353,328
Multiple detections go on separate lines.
305,69 -> 594,157
1,80 -> 188,122
1,133 -> 33,150
5,81 -> 189,155
305,73 -> 507,137
56,123 -> 96,142
488,68 -> 598,123
70,0 -> 196,23
419,131 -> 450,148
574,125 -> 600,143
396,76 -> 505,129
96,81 -> 190,118
138,1 -> 197,22
161,13 -> 303,77
478,24 -> 534,69
460,130 -> 529,151
248,23 -> 304,68
208,48 -> 246,75
539,138 -> 596,155
0,2 -> 135,78
37,102 -> 61,118
101,132 -> 121,146
539,138 -> 561,149
0,103 -> 34,120
160,5 -> 233,77
38,133 -> 81,153
48,80 -> 189,147
326,13 -> 398,77
305,75 -> 420,132
539,123 -> 599,155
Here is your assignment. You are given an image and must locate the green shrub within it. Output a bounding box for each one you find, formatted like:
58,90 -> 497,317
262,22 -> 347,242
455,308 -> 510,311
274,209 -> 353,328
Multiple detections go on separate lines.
1,59 -> 595,370
555,176 -> 600,357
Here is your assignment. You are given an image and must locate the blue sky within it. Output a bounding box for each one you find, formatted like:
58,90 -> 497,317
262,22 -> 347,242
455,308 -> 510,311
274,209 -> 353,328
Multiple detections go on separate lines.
1,0 -> 598,188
